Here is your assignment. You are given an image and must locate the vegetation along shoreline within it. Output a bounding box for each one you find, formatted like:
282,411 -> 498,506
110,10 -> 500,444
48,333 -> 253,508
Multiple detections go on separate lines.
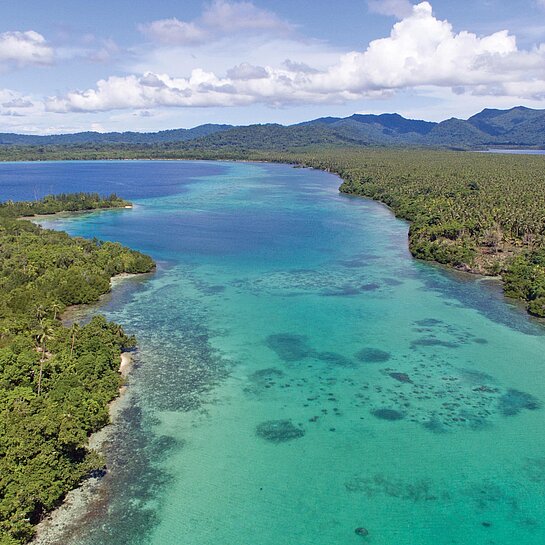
1,148 -> 543,317
3,145 -> 545,541
0,193 -> 155,545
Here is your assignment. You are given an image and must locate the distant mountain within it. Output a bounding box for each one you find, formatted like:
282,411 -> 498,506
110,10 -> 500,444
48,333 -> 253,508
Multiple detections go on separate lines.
0,124 -> 234,146
2,107 -> 545,150
426,118 -> 494,148
179,123 -> 357,151
467,106 -> 543,135
345,113 -> 436,135
179,107 -> 545,151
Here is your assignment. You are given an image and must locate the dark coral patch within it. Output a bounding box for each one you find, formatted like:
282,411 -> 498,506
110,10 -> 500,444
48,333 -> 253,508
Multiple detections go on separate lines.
423,416 -> 447,434
411,337 -> 459,349
202,284 -> 225,295
322,285 -> 362,296
382,277 -> 403,287
265,334 -> 314,362
317,351 -> 352,367
498,389 -> 541,416
250,368 -> 284,381
389,372 -> 413,384
414,318 -> 443,327
360,283 -> 381,291
372,408 -> 405,421
355,347 -> 391,363
256,420 -> 306,443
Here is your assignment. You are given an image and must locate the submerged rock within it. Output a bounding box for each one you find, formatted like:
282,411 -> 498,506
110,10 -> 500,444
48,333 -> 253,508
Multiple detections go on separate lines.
355,347 -> 391,363
414,318 -> 443,327
250,368 -> 284,381
389,372 -> 412,384
498,389 -> 541,416
256,420 -> 305,443
360,283 -> 380,291
411,337 -> 459,349
371,408 -> 405,421
355,527 -> 369,537
317,351 -> 352,367
265,334 -> 314,362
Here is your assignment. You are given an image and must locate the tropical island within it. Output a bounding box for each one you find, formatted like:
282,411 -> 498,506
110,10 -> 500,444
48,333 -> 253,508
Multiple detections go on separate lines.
5,0 -> 545,542
0,194 -> 154,544
2,111 -> 545,545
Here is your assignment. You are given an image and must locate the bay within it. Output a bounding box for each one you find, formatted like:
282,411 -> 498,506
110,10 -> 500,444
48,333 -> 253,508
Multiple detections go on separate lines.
2,160 -> 545,545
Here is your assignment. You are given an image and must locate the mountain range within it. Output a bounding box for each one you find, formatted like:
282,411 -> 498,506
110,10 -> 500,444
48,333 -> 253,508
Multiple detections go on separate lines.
2,106 -> 545,150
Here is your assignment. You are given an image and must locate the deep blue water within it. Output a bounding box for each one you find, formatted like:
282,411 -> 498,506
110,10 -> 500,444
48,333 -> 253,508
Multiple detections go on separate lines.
2,160 -> 545,545
0,160 -> 228,201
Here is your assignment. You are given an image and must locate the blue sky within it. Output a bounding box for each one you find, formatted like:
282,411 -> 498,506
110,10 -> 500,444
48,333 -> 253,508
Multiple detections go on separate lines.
1,0 -> 545,133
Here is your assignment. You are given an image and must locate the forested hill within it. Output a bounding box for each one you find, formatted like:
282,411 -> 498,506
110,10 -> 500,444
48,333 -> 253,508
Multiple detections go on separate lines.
0,195 -> 155,544
0,123 -> 233,146
182,107 -> 545,150
3,106 -> 545,150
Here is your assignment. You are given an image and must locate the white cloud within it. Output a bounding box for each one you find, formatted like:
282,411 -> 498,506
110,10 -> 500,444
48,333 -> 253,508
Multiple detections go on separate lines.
201,0 -> 294,33
226,62 -> 268,80
138,0 -> 294,48
46,2 -> 545,113
87,38 -> 121,63
138,18 -> 208,45
1,97 -> 34,108
0,30 -> 54,67
368,0 -> 414,18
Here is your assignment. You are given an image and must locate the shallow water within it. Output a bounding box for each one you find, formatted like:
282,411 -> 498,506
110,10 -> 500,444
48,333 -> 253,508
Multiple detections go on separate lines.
3,160 -> 545,544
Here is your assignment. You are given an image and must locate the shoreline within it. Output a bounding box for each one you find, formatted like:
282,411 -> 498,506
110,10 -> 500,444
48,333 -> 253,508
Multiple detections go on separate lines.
61,272 -> 147,326
19,204 -> 133,223
13,154 -> 540,316
31,349 -> 136,545
16,155 -> 535,315
31,273 -> 146,544
17,155 -> 545,543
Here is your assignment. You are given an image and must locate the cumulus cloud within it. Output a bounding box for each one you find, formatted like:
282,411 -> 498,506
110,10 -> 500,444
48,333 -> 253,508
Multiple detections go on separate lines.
226,62 -> 268,80
0,89 -> 43,127
138,0 -> 294,46
138,18 -> 208,45
47,2 -> 545,112
0,30 -> 54,67
368,0 -> 414,18
86,38 -> 121,63
283,59 -> 320,74
201,0 -> 294,33
2,97 -> 34,108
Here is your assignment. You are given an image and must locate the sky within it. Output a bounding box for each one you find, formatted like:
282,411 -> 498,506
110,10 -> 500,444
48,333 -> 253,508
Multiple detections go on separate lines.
2,0 -> 545,134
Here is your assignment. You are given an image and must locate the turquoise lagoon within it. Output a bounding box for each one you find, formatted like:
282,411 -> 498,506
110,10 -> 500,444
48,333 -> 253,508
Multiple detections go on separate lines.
5,160 -> 545,544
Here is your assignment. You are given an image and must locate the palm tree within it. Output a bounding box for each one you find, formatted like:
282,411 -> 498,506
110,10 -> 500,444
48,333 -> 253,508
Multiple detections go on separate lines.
35,305 -> 46,321
69,323 -> 79,358
51,302 -> 63,321
35,321 -> 54,396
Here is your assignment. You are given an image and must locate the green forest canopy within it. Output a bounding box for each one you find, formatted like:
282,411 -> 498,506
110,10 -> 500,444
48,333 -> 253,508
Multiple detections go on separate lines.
0,194 -> 154,544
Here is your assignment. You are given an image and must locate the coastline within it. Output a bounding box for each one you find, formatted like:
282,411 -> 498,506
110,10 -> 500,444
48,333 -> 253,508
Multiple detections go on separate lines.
14,156 -> 531,313
10,156 -> 545,544
31,273 -> 146,544
31,352 -> 134,545
19,204 -> 133,223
